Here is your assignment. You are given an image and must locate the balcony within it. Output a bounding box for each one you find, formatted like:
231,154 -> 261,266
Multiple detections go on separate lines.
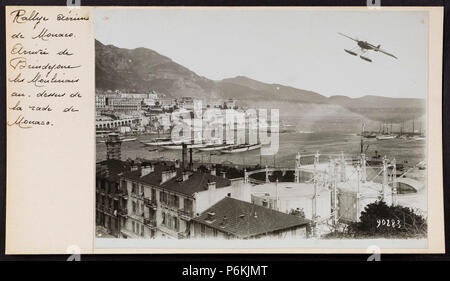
161,202 -> 179,212
113,190 -> 127,199
144,218 -> 157,229
178,209 -> 194,221
118,208 -> 128,217
130,192 -> 144,200
129,212 -> 144,223
177,231 -> 189,239
105,207 -> 115,215
144,198 -> 157,209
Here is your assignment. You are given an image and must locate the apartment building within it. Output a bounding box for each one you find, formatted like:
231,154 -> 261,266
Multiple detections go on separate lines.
119,160 -> 251,239
96,159 -> 131,237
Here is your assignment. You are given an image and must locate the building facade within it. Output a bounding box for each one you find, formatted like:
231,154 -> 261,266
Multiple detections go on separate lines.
119,161 -> 251,239
96,159 -> 131,237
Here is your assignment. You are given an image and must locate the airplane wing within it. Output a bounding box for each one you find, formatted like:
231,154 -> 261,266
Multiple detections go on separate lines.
338,32 -> 359,42
378,49 -> 398,59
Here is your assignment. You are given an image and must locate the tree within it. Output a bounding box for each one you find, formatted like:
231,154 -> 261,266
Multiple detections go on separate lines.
348,200 -> 427,238
289,208 -> 306,219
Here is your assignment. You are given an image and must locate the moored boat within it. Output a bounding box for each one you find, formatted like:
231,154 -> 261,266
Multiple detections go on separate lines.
198,144 -> 235,152
141,137 -> 188,146
161,143 -> 208,150
376,134 -> 395,140
221,143 -> 262,154
413,135 -> 425,141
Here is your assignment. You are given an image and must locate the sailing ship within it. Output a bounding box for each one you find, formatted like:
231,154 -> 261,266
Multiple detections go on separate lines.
160,143 -> 209,150
376,121 -> 395,140
97,136 -> 137,143
141,137 -> 189,146
198,143 -> 235,152
221,143 -> 262,154
376,134 -> 396,140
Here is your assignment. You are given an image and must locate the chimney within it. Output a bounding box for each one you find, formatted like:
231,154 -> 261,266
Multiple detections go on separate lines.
130,161 -> 139,172
181,143 -> 187,170
189,148 -> 193,169
206,211 -> 216,222
161,169 -> 177,184
105,133 -> 122,160
182,171 -> 189,181
141,163 -> 154,177
220,216 -> 228,228
207,181 -> 216,191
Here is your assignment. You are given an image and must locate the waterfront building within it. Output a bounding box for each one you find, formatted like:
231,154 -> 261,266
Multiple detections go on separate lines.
109,97 -> 142,112
96,95 -> 107,109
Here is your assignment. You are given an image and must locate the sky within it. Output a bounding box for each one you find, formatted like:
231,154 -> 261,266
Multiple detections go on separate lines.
94,8 -> 428,99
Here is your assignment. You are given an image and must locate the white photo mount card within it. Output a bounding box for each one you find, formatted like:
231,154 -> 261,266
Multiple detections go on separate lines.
4,6 -> 444,254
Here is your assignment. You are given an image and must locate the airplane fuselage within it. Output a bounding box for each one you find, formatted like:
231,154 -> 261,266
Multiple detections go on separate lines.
358,41 -> 373,50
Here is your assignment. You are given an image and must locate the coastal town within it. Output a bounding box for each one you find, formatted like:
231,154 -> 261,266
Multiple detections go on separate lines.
95,89 -> 427,240
93,7 -> 429,242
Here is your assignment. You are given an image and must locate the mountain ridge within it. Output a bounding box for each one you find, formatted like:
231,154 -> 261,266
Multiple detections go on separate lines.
95,40 -> 424,120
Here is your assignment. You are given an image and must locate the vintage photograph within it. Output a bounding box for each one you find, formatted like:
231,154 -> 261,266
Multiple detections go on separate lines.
94,8 -> 428,242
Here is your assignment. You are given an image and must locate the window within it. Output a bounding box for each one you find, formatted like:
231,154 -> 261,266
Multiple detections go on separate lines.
141,225 -> 144,236
162,212 -> 166,225
213,229 -> 218,237
174,218 -> 179,231
200,224 -> 206,238
291,228 -> 296,236
152,188 -> 156,201
164,193 -> 168,204
132,201 -> 137,214
132,221 -> 135,233
184,198 -> 193,213
174,195 -> 179,208
132,183 -> 137,194
159,191 -> 165,203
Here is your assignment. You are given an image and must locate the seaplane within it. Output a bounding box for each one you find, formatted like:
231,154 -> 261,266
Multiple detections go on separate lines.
338,32 -> 398,62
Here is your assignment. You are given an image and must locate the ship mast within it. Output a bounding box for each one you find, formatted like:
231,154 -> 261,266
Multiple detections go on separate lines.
360,122 -> 365,154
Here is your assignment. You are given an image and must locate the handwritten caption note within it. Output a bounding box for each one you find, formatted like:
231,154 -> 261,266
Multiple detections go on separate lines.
7,7 -> 91,129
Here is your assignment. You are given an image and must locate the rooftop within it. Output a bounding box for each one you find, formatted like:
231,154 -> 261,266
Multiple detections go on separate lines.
192,197 -> 310,239
96,159 -> 131,182
121,160 -> 231,197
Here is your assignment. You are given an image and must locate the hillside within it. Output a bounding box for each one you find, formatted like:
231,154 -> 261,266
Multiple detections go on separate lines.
95,40 -> 425,122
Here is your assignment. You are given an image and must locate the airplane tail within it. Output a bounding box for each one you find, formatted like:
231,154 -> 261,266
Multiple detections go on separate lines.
376,44 -> 381,51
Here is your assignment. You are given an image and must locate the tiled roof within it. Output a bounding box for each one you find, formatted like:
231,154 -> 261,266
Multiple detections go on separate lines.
96,159 -> 131,182
121,161 -> 231,196
122,161 -> 177,186
192,197 -> 310,239
161,172 -> 231,196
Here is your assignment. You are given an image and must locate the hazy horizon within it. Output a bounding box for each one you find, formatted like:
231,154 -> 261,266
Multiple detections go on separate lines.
94,8 -> 428,99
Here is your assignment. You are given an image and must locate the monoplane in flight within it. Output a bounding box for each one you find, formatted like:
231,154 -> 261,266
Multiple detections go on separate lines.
338,32 -> 398,62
